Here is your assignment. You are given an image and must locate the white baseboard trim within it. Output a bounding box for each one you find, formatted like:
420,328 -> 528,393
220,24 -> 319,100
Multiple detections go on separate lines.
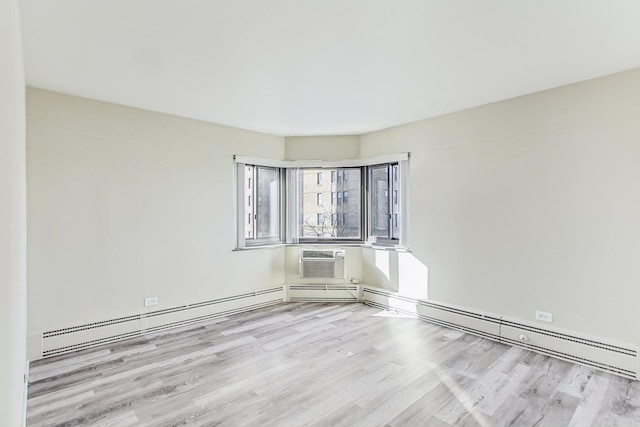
36,286 -> 284,359
362,285 -> 638,380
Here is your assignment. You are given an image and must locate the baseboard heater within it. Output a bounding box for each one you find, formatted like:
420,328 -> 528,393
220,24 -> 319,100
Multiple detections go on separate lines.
363,286 -> 638,380
39,287 -> 284,358
288,284 -> 359,303
36,284 -> 638,380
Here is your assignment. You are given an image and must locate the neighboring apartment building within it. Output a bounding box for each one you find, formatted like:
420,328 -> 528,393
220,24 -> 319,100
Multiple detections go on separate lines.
301,168 -> 362,239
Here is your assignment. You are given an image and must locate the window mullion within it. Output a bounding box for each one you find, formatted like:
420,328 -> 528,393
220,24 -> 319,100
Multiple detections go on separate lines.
252,167 -> 258,239
388,164 -> 393,239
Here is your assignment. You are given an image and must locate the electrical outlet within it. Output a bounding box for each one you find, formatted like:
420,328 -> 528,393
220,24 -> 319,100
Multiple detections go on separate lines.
144,297 -> 158,306
535,310 -> 553,322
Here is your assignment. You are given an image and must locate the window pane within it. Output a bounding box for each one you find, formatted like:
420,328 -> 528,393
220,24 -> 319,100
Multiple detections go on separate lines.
391,164 -> 400,239
370,165 -> 389,238
300,168 -> 361,239
256,167 -> 279,238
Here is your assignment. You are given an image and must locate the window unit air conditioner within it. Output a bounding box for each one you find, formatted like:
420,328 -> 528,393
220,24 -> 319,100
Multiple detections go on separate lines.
299,250 -> 345,279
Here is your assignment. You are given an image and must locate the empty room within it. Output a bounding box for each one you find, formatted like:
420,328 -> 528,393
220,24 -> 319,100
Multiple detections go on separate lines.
2,0 -> 640,426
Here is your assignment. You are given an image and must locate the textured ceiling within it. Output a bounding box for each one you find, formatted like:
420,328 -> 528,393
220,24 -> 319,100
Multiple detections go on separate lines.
20,0 -> 640,136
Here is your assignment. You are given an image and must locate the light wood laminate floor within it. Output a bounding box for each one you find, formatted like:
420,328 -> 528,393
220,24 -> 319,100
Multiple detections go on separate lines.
27,302 -> 640,426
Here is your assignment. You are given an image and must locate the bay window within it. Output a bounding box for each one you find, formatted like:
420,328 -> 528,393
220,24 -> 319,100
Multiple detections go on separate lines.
235,154 -> 408,249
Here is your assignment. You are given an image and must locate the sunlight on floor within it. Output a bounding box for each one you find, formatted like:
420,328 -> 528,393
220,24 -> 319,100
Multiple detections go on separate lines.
371,310 -> 416,319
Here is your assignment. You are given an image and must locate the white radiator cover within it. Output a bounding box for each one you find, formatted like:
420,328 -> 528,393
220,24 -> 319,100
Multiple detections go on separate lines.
38,287 -> 284,359
363,286 -> 638,380
288,284 -> 360,303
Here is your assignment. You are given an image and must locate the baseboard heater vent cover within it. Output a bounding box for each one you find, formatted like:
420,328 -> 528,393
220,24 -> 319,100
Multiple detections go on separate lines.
500,319 -> 637,380
40,287 -> 284,358
362,287 -> 420,315
363,285 -> 638,380
288,284 -> 359,303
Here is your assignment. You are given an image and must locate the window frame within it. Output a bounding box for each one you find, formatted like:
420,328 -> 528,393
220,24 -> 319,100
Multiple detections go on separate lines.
367,162 -> 401,246
295,166 -> 366,244
235,154 -> 408,249
236,162 -> 285,248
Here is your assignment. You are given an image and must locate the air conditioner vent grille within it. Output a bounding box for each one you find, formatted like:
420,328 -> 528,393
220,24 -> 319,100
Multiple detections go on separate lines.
302,261 -> 336,278
301,250 -> 337,259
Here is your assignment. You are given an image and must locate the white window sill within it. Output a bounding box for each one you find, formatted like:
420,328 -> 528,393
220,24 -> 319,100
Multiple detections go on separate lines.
232,243 -> 286,251
361,243 -> 411,253
233,243 -> 410,252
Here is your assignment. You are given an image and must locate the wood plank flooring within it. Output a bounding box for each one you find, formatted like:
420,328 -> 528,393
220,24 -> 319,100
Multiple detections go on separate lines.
27,302 -> 640,426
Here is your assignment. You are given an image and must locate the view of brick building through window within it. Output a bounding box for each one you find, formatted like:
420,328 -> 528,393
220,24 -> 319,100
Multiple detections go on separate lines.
241,163 -> 400,244
369,163 -> 400,240
244,165 -> 279,240
300,168 -> 361,239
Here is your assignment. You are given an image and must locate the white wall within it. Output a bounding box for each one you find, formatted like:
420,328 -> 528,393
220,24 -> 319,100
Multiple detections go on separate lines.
285,135 -> 360,160
0,0 -> 27,424
361,249 -> 429,299
26,89 -> 286,357
361,68 -> 640,343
